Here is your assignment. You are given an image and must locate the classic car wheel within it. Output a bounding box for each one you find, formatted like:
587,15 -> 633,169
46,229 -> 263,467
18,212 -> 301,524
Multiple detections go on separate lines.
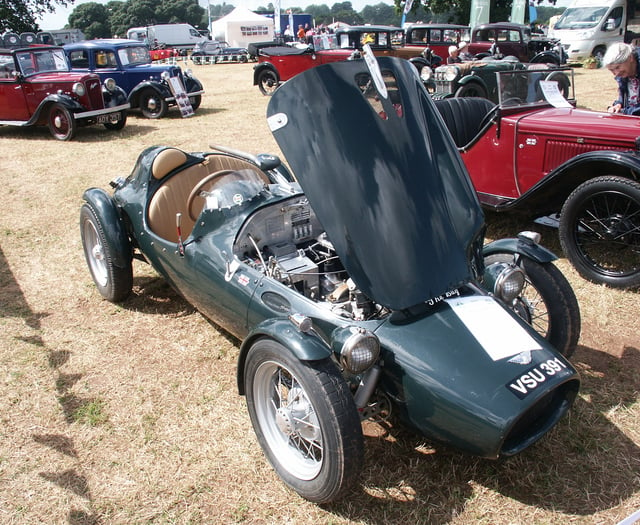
484,254 -> 580,357
257,70 -> 279,96
559,176 -> 640,289
103,110 -> 127,130
47,103 -> 76,141
244,338 -> 363,503
188,95 -> 201,111
455,83 -> 487,99
139,88 -> 168,119
80,203 -> 133,302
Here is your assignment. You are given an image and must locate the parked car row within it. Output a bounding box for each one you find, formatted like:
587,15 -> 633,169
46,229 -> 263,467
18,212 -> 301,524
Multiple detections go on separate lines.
0,38 -> 205,140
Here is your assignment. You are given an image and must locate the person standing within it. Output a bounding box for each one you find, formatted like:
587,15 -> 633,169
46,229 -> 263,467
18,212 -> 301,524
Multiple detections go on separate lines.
603,42 -> 640,115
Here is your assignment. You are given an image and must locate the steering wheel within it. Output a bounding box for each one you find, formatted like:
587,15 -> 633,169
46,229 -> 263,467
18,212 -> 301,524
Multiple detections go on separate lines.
501,97 -> 524,107
187,169 -> 238,221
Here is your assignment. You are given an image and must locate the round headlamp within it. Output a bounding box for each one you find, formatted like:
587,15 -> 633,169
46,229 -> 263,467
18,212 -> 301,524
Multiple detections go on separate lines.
420,66 -> 433,82
485,262 -> 526,304
442,66 -> 459,82
103,77 -> 116,92
161,71 -> 171,81
340,328 -> 380,374
72,82 -> 85,96
184,68 -> 193,77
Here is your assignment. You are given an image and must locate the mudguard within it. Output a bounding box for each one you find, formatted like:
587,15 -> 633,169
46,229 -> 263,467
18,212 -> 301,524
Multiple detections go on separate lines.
183,75 -> 204,95
22,94 -> 86,126
492,150 -> 640,214
530,50 -> 561,64
253,62 -> 279,85
102,85 -> 128,108
129,81 -> 172,104
82,187 -> 132,269
237,317 -> 333,394
483,236 -> 557,263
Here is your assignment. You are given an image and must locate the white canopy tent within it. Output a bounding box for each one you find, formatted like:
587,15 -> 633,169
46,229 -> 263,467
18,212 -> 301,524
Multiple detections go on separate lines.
210,7 -> 275,48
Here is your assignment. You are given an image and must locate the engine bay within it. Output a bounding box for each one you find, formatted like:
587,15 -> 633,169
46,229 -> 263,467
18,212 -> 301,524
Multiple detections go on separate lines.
233,195 -> 389,321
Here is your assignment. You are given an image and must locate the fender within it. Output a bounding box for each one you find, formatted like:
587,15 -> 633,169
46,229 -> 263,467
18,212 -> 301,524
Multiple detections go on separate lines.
253,62 -> 279,86
183,75 -> 204,95
483,236 -> 557,263
458,75 -> 489,92
129,81 -> 172,105
18,94 -> 85,126
237,317 -> 332,394
484,150 -> 640,214
408,57 -> 429,70
102,85 -> 128,108
530,50 -> 560,64
82,187 -> 132,269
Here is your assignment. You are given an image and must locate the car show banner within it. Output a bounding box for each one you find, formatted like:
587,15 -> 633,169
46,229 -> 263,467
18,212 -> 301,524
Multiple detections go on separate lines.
469,0 -> 490,29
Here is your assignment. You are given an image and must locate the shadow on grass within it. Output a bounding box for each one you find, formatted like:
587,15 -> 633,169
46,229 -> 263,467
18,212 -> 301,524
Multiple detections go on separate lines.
325,343 -> 640,524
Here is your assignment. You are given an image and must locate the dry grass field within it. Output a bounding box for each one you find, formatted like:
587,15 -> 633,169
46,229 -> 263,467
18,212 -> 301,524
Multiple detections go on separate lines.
0,62 -> 638,525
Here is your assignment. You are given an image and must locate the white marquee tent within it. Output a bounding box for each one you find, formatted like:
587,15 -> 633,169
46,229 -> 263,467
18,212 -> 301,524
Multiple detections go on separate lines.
210,7 -> 275,48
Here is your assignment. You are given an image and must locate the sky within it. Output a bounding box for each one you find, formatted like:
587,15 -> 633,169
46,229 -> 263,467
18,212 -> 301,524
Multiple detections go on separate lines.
37,0 -> 570,30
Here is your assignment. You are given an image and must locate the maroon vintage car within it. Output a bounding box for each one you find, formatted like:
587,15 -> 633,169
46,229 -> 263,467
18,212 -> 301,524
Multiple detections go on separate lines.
253,26 -> 436,95
0,45 -> 129,140
433,68 -> 640,289
404,23 -> 470,59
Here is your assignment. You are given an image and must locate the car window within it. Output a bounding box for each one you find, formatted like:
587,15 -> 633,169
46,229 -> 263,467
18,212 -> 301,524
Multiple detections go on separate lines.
68,49 -> 89,68
508,30 -> 522,42
430,30 -> 442,43
118,46 -> 151,66
0,54 -> 15,79
95,50 -> 118,68
16,48 -> 68,75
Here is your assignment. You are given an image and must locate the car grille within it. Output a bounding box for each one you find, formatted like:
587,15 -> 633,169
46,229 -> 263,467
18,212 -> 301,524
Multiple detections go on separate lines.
434,80 -> 455,95
84,78 -> 104,109
543,139 -> 630,172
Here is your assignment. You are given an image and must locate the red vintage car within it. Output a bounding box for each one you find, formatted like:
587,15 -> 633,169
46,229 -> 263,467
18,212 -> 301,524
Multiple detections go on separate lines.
253,26 -> 436,95
433,68 -> 640,289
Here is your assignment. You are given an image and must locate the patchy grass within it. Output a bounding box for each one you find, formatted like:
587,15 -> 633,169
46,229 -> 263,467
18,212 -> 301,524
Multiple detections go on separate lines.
0,62 -> 637,524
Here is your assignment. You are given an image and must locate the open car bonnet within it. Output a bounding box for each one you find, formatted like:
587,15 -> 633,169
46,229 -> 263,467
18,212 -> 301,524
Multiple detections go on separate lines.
266,56 -> 486,310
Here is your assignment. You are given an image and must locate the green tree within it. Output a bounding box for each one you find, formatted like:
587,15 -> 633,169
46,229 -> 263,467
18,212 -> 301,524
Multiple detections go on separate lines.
1,0 -> 74,33
68,2 -> 112,38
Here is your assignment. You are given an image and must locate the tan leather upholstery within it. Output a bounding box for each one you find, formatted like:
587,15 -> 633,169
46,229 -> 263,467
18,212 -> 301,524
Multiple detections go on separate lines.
147,152 -> 268,242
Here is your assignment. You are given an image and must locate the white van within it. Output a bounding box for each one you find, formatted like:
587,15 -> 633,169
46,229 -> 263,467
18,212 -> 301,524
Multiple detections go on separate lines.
145,24 -> 206,52
548,0 -> 628,62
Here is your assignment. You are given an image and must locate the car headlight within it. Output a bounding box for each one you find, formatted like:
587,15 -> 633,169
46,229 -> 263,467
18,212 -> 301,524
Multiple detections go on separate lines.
420,66 -> 433,82
184,68 -> 193,77
72,82 -> 85,96
339,328 -> 380,374
484,262 -> 526,304
441,65 -> 460,82
103,77 -> 116,92
161,71 -> 170,81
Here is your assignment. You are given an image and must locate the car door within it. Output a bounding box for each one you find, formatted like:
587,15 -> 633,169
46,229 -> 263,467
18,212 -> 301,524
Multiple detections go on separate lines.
0,53 -> 31,121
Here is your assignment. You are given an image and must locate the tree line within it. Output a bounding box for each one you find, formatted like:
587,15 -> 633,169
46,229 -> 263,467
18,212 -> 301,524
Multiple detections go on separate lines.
2,0 -> 564,39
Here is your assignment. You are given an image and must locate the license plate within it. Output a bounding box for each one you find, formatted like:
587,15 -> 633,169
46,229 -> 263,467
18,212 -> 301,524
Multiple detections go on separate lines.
97,113 -> 120,124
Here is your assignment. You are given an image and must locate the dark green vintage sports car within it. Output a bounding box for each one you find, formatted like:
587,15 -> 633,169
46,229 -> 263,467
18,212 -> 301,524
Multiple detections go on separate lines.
80,56 -> 580,502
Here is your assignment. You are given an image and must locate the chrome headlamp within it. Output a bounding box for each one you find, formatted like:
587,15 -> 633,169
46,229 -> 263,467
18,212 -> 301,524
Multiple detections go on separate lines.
485,262 -> 526,303
72,82 -> 85,96
184,68 -> 193,77
160,71 -> 171,81
441,65 -> 460,82
420,66 -> 433,82
103,78 -> 116,92
339,328 -> 380,374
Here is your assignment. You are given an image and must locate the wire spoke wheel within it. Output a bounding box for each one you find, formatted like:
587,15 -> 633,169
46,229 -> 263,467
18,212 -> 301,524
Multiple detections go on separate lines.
560,176 -> 640,288
244,338 -> 363,502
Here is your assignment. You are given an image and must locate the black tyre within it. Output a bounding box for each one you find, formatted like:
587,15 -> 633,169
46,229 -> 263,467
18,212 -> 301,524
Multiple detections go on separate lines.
559,176 -> 640,289
48,103 -> 76,140
103,110 -> 127,130
455,83 -> 487,99
188,94 -> 201,112
484,254 -> 581,357
257,70 -> 279,96
80,203 -> 133,302
139,88 -> 168,119
244,338 -> 363,503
